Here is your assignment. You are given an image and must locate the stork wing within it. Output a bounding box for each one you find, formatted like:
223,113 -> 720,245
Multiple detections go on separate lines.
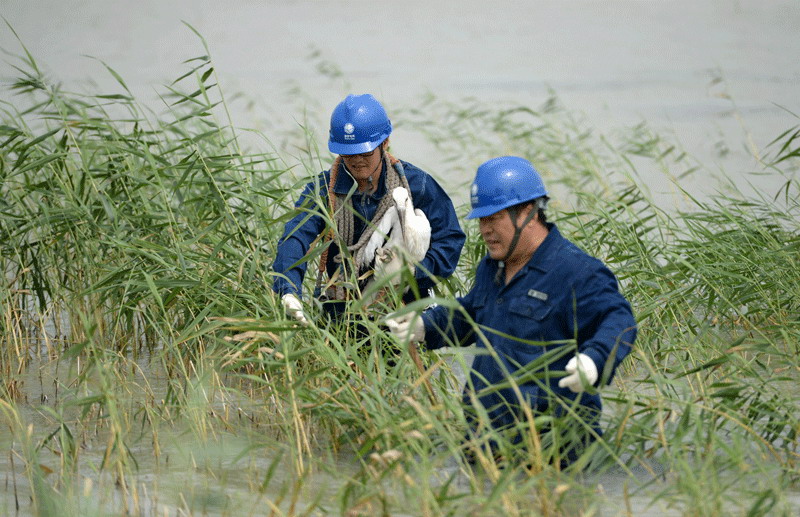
363,206 -> 398,265
392,187 -> 431,264
404,208 -> 431,262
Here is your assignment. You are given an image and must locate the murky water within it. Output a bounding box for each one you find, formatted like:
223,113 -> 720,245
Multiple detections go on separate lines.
2,0 -> 799,204
3,350 -> 794,516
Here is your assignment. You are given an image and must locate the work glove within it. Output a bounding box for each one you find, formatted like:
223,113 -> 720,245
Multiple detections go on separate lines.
558,353 -> 598,393
281,293 -> 309,327
385,312 -> 426,343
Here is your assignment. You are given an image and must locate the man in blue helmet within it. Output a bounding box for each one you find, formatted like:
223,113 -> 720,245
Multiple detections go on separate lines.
272,94 -> 465,325
386,156 -> 636,466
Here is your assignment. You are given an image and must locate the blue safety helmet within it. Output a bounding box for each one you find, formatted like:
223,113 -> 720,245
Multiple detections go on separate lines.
466,156 -> 548,219
328,94 -> 392,155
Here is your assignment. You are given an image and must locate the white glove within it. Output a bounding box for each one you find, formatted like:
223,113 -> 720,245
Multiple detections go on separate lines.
385,312 -> 425,343
558,353 -> 598,393
281,293 -> 309,327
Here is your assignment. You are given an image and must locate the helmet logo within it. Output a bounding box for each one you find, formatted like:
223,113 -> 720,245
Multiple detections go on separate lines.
343,123 -> 355,140
470,182 -> 479,206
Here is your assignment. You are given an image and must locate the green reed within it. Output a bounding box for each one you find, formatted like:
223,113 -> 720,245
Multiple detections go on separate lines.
1,31 -> 798,515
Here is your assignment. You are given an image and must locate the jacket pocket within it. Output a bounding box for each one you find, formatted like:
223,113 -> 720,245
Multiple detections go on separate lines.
471,291 -> 488,318
508,296 -> 552,321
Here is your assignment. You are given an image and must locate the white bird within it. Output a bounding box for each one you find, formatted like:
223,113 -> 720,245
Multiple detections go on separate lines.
390,186 -> 430,264
372,187 -> 431,287
363,205 -> 398,267
362,187 -> 431,300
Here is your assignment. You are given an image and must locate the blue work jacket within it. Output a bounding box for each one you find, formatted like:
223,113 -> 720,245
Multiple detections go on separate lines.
422,224 -> 636,434
272,160 -> 465,298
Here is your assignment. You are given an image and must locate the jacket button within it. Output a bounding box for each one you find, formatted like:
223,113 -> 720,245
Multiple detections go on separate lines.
497,298 -> 503,304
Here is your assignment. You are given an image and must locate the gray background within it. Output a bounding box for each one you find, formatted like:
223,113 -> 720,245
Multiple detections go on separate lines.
2,0 -> 799,202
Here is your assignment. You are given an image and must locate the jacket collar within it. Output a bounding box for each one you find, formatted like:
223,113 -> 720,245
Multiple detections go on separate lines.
523,222 -> 561,273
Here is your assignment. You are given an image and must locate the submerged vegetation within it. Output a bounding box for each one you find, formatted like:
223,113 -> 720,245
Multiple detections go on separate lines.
1,33 -> 798,516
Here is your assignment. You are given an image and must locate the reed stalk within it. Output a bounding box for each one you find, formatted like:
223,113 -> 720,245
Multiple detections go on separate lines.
0,30 -> 798,515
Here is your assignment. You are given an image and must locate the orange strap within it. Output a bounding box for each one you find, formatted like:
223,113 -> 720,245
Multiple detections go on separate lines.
317,156 -> 342,275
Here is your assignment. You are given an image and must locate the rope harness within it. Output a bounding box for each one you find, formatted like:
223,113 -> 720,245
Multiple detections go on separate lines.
315,151 -> 412,301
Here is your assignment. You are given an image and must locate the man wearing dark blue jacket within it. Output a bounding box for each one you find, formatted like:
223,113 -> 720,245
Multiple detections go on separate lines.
387,156 -> 636,465
272,94 -> 465,324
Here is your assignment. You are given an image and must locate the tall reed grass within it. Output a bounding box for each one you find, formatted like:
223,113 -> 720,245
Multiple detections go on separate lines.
0,31 -> 798,516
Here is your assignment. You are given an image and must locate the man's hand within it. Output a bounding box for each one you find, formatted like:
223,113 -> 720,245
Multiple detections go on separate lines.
374,246 -> 403,285
385,312 -> 425,343
558,353 -> 598,393
281,293 -> 310,327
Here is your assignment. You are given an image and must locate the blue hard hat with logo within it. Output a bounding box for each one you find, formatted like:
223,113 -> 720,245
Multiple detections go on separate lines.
328,94 -> 392,155
466,156 -> 548,219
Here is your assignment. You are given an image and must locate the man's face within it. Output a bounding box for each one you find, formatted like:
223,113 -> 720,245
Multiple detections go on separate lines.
341,145 -> 382,182
478,206 -> 535,261
479,209 -> 516,260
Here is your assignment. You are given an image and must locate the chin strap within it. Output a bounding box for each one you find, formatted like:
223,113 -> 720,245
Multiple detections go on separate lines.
494,200 -> 545,285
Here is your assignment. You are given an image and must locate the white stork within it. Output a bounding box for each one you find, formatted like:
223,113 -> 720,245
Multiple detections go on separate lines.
362,187 -> 431,294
